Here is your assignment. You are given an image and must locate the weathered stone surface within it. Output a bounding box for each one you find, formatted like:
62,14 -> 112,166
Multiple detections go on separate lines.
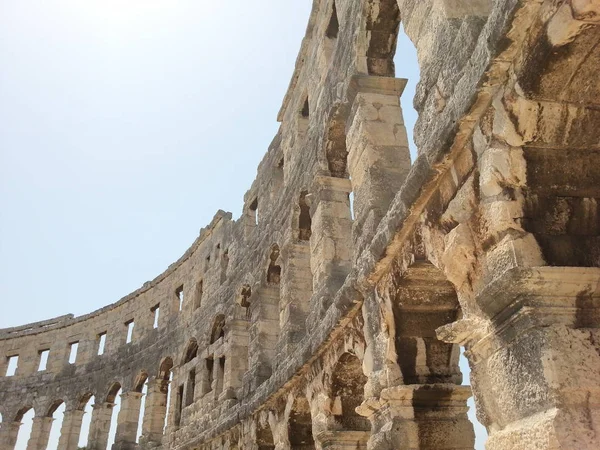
1,1 -> 599,449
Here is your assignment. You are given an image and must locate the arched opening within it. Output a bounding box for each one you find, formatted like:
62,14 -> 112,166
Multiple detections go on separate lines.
14,407 -> 34,450
288,397 -> 315,450
391,259 -> 477,448
325,110 -> 348,179
78,393 -> 95,448
330,353 -> 369,432
257,420 -> 275,450
106,383 -> 122,450
134,372 -> 149,443
47,400 -> 65,450
298,191 -> 312,241
365,0 -> 400,77
183,338 -> 199,363
266,245 -> 281,285
210,316 -> 226,344
159,357 -> 174,434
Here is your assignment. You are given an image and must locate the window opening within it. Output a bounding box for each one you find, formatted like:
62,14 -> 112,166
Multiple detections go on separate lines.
6,355 -> 18,376
152,304 -> 160,329
125,320 -> 135,344
299,191 -> 312,241
249,198 -> 259,225
204,358 -> 214,394
194,280 -> 203,310
176,285 -> 184,311
220,249 -> 229,284
98,332 -> 107,355
301,96 -> 309,118
175,385 -> 184,427
216,357 -> 225,395
107,385 -> 122,449
14,408 -> 34,450
38,349 -> 49,371
68,342 -> 79,364
326,0 -> 339,39
186,369 -> 196,406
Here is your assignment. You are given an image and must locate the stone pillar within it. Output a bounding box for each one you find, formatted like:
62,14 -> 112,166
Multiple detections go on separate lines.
87,402 -> 114,450
309,175 -> 353,316
112,392 -> 143,450
140,377 -> 168,445
223,318 -> 249,399
0,422 -> 21,450
278,240 -> 312,357
360,385 -> 473,450
317,431 -> 369,450
439,267 -> 600,450
26,417 -> 53,450
244,286 -> 280,392
346,75 -> 411,256
56,409 -> 85,450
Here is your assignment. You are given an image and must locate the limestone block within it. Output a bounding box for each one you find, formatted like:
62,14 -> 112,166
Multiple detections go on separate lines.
442,223 -> 476,289
479,146 -> 527,198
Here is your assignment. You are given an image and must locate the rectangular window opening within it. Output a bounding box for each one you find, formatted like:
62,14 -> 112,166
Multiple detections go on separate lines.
175,285 -> 184,311
68,342 -> 79,364
97,332 -> 107,355
125,320 -> 135,344
38,349 -> 49,371
194,280 -> 203,310
152,304 -> 160,329
6,355 -> 18,376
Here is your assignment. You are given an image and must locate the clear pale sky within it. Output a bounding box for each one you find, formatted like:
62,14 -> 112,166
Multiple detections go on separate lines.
0,1 -> 485,448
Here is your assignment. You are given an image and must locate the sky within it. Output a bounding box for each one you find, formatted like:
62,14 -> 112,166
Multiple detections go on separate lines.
0,1 -> 485,448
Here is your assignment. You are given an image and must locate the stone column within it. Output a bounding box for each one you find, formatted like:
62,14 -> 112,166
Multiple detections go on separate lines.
439,267 -> 600,450
26,417 -> 53,450
346,75 -> 411,256
112,391 -> 143,450
56,409 -> 85,450
360,384 -> 473,450
87,402 -> 114,450
0,422 -> 21,450
309,175 -> 353,317
140,377 -> 169,445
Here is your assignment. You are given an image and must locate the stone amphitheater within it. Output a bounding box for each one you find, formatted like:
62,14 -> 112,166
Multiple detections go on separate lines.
1,0 -> 599,449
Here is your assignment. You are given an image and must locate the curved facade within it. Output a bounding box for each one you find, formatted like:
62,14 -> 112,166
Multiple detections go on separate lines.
1,1 -> 600,449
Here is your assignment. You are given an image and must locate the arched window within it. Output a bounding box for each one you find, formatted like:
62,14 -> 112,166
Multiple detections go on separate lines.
183,339 -> 199,364
210,315 -> 226,344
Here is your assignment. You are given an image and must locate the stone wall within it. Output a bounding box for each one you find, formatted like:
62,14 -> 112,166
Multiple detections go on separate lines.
1,1 -> 599,449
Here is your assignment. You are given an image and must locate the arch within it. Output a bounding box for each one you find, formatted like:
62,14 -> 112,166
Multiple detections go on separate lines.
210,315 -> 226,344
78,394 -> 95,449
134,371 -> 149,392
365,0 -> 401,76
266,244 -> 281,285
183,338 -> 199,364
392,260 -> 461,384
159,356 -> 174,380
14,406 -> 34,450
106,381 -> 122,403
288,396 -> 315,450
46,399 -> 65,417
47,401 -> 66,450
330,353 -> 369,431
